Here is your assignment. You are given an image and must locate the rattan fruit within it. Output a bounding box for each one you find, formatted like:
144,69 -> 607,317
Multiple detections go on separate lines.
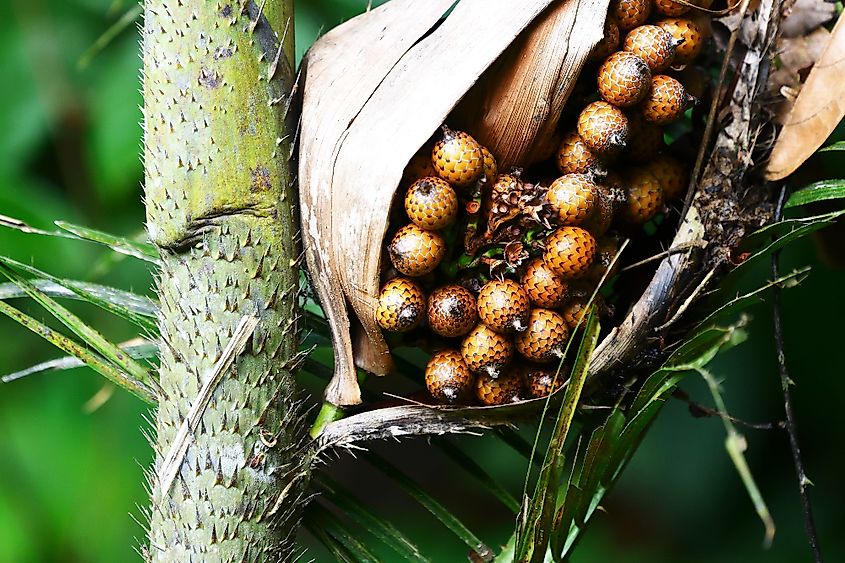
622,168 -> 664,223
477,279 -> 531,334
521,258 -> 569,309
481,146 -> 498,184
657,18 -> 704,66
598,51 -> 652,108
476,370 -> 522,406
556,130 -> 602,175
432,127 -> 484,186
640,75 -> 695,124
654,0 -> 689,17
524,366 -> 565,398
591,17 -> 621,61
547,173 -> 600,226
405,177 -> 459,231
577,101 -> 630,157
515,308 -> 570,363
388,224 -> 446,277
586,238 -> 620,283
544,226 -> 597,280
611,0 -> 652,30
403,147 -> 437,183
461,324 -> 514,377
645,154 -> 687,201
425,350 -> 475,403
581,188 -> 615,237
626,120 -> 664,161
376,278 -> 426,332
561,294 -> 602,329
623,24 -> 678,72
427,285 -> 478,338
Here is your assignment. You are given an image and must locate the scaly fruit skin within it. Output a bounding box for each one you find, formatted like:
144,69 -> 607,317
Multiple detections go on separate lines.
515,309 -> 570,363
582,188 -> 615,236
654,0 -> 690,17
544,226 -> 597,280
376,278 -> 426,332
598,51 -> 652,108
591,17 -> 621,61
477,279 -> 531,334
461,324 -> 515,377
476,370 -> 523,406
561,294 -> 603,329
481,146 -> 498,184
547,173 -> 600,226
404,176 -> 459,231
404,147 -> 437,184
432,128 -> 484,186
623,24 -> 678,72
611,0 -> 652,30
425,350 -> 475,403
640,75 -> 694,124
657,18 -> 704,66
524,366 -> 565,398
427,284 -> 478,338
586,238 -> 621,283
645,153 -> 688,201
521,258 -> 569,309
556,130 -> 602,175
388,224 -> 446,277
622,168 -> 664,224
577,101 -> 630,157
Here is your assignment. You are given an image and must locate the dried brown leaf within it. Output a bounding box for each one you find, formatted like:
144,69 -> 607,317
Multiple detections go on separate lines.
780,0 -> 836,38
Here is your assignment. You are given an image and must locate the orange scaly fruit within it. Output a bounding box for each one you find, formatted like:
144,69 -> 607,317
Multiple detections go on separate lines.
388,224 -> 446,277
461,324 -> 515,378
598,51 -> 652,108
623,24 -> 679,73
547,173 -> 600,226
523,366 -> 566,398
425,350 -> 475,403
577,101 -> 630,157
640,75 -> 695,124
622,168 -> 664,224
611,0 -> 652,30
427,285 -> 478,338
556,130 -> 602,175
591,17 -> 621,61
515,309 -> 570,363
404,177 -> 458,231
477,279 -> 531,334
543,226 -> 597,280
657,18 -> 704,66
645,154 -> 688,201
376,278 -> 426,332
476,370 -> 523,405
521,258 -> 569,309
432,127 -> 484,186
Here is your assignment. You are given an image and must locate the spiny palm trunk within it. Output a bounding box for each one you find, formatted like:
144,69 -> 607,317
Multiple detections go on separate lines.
142,1 -> 306,560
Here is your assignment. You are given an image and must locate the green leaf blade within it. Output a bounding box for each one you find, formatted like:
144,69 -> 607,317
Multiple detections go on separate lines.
785,179 -> 845,208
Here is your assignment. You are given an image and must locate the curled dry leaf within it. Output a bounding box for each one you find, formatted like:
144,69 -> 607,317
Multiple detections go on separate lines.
767,13 -> 845,180
300,0 -> 608,406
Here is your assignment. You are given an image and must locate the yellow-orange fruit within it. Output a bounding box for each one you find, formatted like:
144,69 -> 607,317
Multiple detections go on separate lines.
586,238 -> 621,283
432,127 -> 484,186
547,174 -> 600,226
481,146 -> 498,184
523,366 -> 565,398
561,294 -> 603,329
515,309 -> 570,363
556,130 -> 602,175
577,101 -> 630,157
623,24 -> 678,73
543,226 -> 597,280
581,188 -> 615,237
425,350 -> 475,403
591,17 -> 621,61
461,324 -> 515,377
645,154 -> 688,201
476,370 -> 522,406
640,75 -> 694,124
376,278 -> 426,332
657,18 -> 704,66
611,0 -> 652,30
654,0 -> 689,17
521,258 -> 569,309
427,285 -> 478,338
477,279 -> 531,334
598,51 -> 652,108
388,224 -> 446,277
404,177 -> 458,231
403,147 -> 437,183
622,168 -> 664,224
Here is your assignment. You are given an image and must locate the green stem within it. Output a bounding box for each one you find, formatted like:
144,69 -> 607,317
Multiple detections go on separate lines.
310,402 -> 346,439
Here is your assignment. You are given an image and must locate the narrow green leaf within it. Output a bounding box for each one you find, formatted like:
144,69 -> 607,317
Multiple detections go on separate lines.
785,179 -> 845,208
0,301 -> 156,404
303,503 -> 372,563
364,452 -> 494,560
818,141 -> 845,152
77,4 -> 143,70
306,502 -> 384,563
55,221 -> 160,263
0,279 -> 159,318
737,209 -> 845,256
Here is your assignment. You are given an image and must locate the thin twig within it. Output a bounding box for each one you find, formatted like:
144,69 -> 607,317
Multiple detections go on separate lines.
771,185 -> 824,563
654,267 -> 717,331
672,389 -> 777,430
619,241 -> 707,273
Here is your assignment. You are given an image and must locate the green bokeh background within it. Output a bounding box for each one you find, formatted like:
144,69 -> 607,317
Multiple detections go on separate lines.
1,1 -> 842,561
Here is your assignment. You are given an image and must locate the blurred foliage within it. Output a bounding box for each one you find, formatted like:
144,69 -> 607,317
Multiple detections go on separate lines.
1,0 -> 843,562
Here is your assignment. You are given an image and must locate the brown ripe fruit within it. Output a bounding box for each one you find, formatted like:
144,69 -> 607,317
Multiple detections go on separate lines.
657,18 -> 704,66
523,366 -> 565,398
645,154 -> 688,201
543,226 -> 597,280
556,130 -> 602,175
591,17 -> 620,61
547,174 -> 600,226
427,285 -> 478,338
515,309 -> 570,363
425,350 -> 475,403
388,224 -> 446,277
461,324 -> 514,377
623,25 -> 678,73
376,278 -> 426,333
622,168 -> 664,224
654,0 -> 689,17
521,258 -> 569,309
476,370 -> 523,406
586,238 -> 621,283
561,294 -> 603,330
481,146 -> 498,184
611,0 -> 652,30
432,127 -> 484,186
598,52 -> 652,108
405,177 -> 458,231
403,147 -> 437,183
577,101 -> 630,157
640,75 -> 695,124
581,188 -> 615,237
477,279 -> 531,334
